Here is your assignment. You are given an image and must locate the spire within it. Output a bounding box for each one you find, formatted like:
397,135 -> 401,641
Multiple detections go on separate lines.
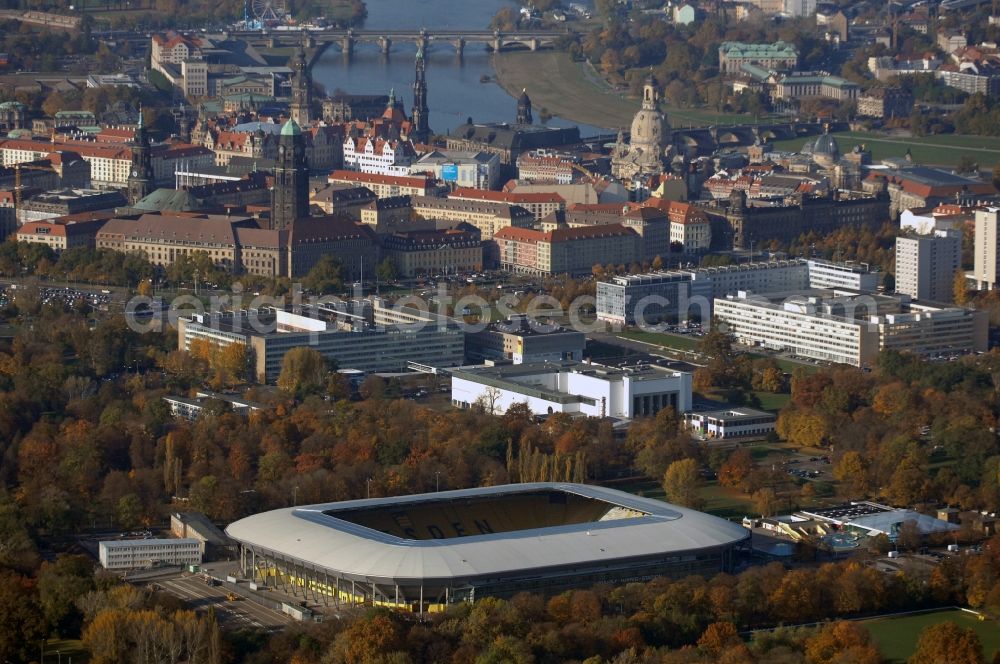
416,43 -> 424,60
137,104 -> 144,129
388,88 -> 396,107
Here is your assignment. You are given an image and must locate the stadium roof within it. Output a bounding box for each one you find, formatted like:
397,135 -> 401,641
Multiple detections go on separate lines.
225,483 -> 749,583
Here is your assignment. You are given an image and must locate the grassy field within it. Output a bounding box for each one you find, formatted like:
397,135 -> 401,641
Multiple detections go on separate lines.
493,51 -> 640,129
772,131 -> 1000,167
611,476 -> 755,519
700,481 -> 756,519
863,609 -> 1000,663
493,51 -> 777,131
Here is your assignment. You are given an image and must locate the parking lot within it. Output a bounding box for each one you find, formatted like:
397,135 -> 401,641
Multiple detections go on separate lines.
154,574 -> 295,630
783,454 -> 832,481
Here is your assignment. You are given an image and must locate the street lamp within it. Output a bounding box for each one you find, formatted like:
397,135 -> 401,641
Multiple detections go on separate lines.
292,486 -> 298,506
435,471 -> 440,492
366,477 -> 372,499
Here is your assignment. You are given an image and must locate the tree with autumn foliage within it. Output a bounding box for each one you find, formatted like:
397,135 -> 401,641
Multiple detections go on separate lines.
909,621 -> 985,664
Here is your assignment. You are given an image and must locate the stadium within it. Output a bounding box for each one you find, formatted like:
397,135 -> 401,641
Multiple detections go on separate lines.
225,482 -> 750,613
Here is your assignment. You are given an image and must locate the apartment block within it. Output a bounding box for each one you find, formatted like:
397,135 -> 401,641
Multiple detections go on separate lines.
895,229 -> 961,302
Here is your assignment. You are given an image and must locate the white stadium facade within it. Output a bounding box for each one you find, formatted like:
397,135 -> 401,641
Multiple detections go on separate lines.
225,483 -> 750,614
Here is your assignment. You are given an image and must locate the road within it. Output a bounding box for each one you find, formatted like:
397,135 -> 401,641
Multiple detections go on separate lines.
157,576 -> 294,630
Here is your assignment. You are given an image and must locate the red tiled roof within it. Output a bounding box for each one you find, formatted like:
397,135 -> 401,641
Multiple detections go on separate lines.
328,170 -> 432,189
450,188 -> 565,205
494,223 -> 637,243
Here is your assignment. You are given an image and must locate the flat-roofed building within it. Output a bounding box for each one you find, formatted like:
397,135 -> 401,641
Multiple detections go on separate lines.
596,259 -> 810,326
163,390 -> 269,420
451,360 -> 692,418
17,188 -> 126,224
99,538 -> 201,570
412,149 -> 501,190
974,207 -> 1000,290
895,229 -> 961,302
806,258 -> 881,291
714,289 -> 987,366
178,303 -> 465,382
466,314 -> 586,364
685,407 -> 777,439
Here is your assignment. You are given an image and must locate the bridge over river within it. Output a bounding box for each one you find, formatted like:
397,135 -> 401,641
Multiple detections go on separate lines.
226,27 -> 569,55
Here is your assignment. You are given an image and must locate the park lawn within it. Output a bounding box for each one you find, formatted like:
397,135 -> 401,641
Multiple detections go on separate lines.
618,330 -> 702,352
697,387 -> 791,413
772,131 -> 1000,167
615,477 -> 754,519
700,481 -> 755,519
863,609 -> 1000,663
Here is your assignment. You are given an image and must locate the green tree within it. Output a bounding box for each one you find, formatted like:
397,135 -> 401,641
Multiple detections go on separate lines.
277,346 -> 327,396
376,257 -> 397,284
303,255 -> 344,294
663,458 -> 704,509
37,554 -> 94,634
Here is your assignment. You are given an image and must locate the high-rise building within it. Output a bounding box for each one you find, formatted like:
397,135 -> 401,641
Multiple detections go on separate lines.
517,88 -> 533,125
975,207 -> 1000,290
896,229 -> 962,302
127,111 -> 155,205
270,119 -> 310,230
289,46 -> 312,126
410,47 -> 430,143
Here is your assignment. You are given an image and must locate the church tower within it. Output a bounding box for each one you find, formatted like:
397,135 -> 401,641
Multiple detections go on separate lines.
517,88 -> 533,125
289,46 -> 312,126
411,46 -> 430,143
270,118 -> 310,230
127,109 -> 154,205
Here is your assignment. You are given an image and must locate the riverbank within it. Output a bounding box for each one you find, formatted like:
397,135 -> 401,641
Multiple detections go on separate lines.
493,51 -> 638,130
493,50 -> 786,131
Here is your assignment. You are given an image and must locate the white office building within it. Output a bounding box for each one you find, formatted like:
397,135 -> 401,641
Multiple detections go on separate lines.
99,538 -> 201,570
895,229 -> 961,302
974,207 -> 1000,290
596,260 -> 809,326
714,289 -> 988,367
451,361 -> 692,419
685,407 -> 777,440
806,259 -> 881,292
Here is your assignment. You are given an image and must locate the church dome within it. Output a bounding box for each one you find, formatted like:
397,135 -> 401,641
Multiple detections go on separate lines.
812,132 -> 840,168
630,80 -> 668,151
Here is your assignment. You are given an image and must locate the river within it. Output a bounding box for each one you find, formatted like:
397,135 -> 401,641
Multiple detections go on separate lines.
311,0 -> 606,136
